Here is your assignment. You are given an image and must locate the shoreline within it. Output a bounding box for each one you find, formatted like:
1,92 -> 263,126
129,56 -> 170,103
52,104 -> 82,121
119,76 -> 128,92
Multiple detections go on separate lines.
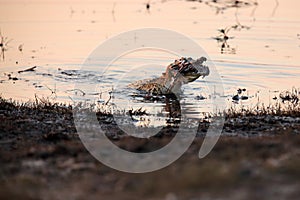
1,96 -> 299,138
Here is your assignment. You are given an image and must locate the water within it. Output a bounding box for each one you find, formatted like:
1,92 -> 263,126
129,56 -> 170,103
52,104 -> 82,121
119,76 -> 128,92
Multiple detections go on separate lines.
0,0 -> 299,127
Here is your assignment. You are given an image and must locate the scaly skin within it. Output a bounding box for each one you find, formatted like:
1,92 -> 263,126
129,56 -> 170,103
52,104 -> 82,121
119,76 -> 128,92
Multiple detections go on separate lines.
129,57 -> 210,95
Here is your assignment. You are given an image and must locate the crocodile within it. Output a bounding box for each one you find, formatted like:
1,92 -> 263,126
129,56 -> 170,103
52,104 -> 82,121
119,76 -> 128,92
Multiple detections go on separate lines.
129,57 -> 210,95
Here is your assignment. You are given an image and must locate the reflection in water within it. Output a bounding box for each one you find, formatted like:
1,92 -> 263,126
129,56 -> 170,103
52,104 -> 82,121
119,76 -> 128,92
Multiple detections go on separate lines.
213,27 -> 236,54
165,95 -> 181,123
279,88 -> 299,104
0,30 -> 12,61
232,88 -> 248,102
181,0 -> 258,53
127,94 -> 182,127
204,0 -> 258,14
232,7 -> 255,31
219,40 -> 236,54
165,0 -> 258,14
200,0 -> 258,54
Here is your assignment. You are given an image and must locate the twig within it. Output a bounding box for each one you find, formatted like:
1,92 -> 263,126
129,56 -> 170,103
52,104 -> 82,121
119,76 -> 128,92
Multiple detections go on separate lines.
18,66 -> 37,73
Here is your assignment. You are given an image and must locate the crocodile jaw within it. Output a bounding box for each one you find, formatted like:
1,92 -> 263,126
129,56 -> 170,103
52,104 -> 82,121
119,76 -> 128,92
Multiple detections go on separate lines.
169,57 -> 210,84
184,57 -> 210,82
163,57 -> 210,93
184,66 -> 210,82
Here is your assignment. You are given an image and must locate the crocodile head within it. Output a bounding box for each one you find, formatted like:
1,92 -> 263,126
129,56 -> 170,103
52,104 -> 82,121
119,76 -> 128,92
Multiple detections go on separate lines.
128,57 -> 210,95
164,57 -> 210,92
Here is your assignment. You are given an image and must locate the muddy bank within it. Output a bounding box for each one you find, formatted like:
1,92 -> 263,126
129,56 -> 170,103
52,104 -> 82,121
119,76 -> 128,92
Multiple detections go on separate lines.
0,97 -> 300,200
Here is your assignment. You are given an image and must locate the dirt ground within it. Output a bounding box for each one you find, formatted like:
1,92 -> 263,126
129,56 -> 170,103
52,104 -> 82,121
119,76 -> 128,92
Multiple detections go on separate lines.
1,98 -> 300,200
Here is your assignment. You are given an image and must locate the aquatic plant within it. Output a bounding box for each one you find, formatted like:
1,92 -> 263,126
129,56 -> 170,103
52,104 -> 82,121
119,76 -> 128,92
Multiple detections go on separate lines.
0,29 -> 12,61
